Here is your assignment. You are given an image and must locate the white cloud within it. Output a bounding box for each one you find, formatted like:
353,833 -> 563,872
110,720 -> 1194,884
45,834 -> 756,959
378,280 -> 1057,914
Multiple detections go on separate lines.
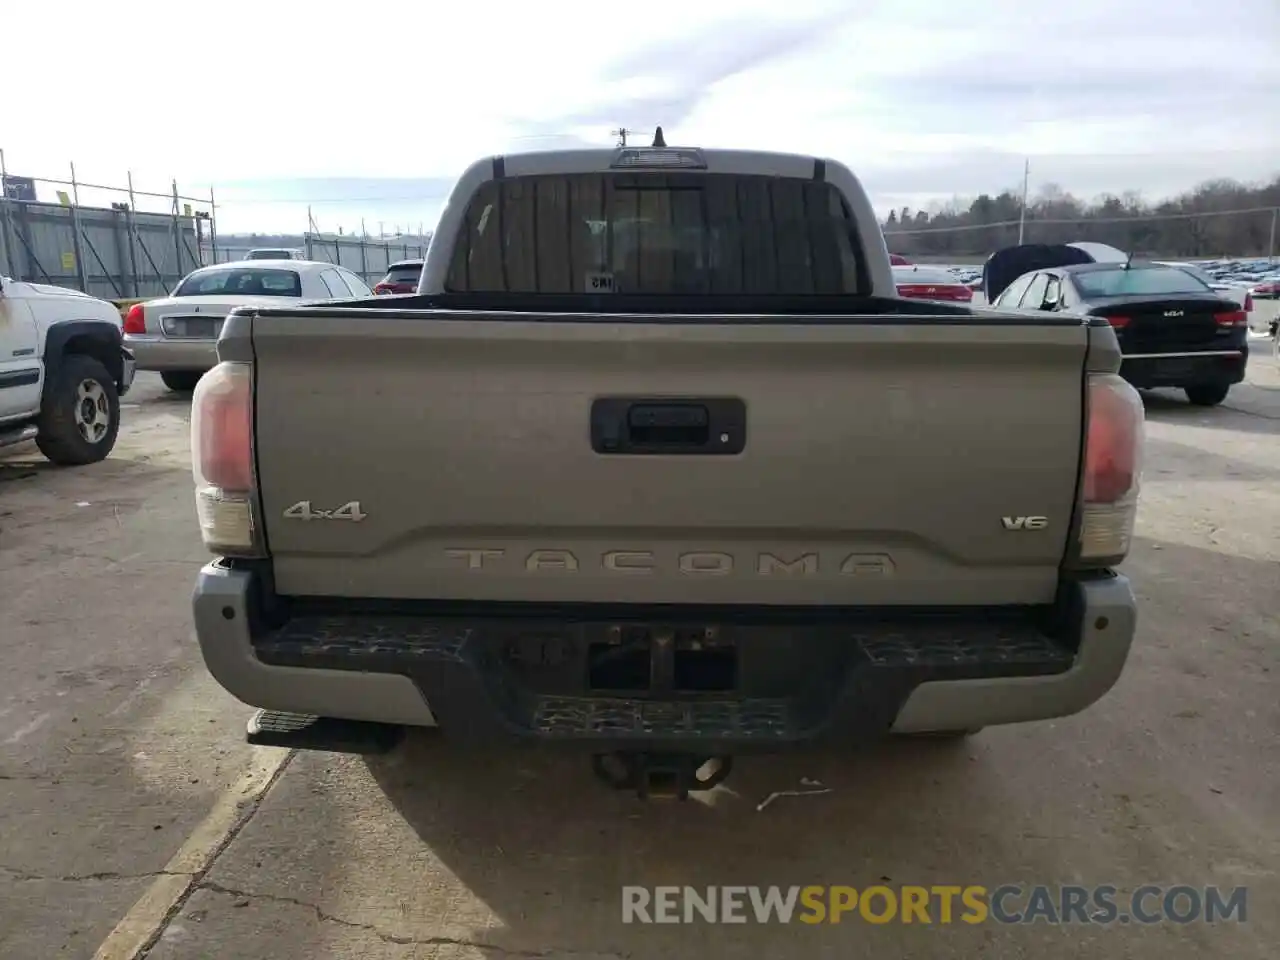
3,0 -> 1276,231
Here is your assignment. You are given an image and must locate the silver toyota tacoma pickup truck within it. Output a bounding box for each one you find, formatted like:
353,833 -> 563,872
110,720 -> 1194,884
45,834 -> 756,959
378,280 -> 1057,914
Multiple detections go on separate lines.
190,133 -> 1144,798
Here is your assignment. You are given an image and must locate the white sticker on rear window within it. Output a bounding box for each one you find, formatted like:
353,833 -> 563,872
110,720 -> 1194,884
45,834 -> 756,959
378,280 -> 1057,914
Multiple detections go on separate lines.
585,272 -> 615,293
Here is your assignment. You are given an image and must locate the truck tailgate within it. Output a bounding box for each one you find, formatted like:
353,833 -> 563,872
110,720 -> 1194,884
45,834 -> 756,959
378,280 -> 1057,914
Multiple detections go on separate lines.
251,312 -> 1087,606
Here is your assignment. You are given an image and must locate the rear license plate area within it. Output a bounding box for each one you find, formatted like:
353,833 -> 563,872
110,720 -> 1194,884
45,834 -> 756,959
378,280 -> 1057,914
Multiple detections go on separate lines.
494,619 -> 857,701
586,625 -> 737,694
163,317 -> 221,338
1154,358 -> 1197,377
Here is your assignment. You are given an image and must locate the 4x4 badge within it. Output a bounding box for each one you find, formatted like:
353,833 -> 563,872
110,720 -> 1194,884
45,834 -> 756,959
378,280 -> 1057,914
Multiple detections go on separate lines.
282,500 -> 367,521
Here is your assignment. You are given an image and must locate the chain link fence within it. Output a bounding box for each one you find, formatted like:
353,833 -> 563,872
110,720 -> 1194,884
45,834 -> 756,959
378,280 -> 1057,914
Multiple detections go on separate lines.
1,164 -> 210,300
1,159 -> 430,301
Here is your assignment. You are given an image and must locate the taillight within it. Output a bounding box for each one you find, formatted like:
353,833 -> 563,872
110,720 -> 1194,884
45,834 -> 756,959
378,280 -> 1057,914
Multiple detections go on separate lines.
1102,315 -> 1131,329
1243,292 -> 1253,312
191,362 -> 260,556
123,303 -> 146,335
1214,310 -> 1247,328
1077,373 -> 1145,566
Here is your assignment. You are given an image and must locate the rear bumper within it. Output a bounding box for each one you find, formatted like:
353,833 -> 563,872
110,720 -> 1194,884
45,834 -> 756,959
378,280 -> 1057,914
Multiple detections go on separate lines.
123,335 -> 218,372
193,564 -> 1138,749
1120,348 -> 1247,388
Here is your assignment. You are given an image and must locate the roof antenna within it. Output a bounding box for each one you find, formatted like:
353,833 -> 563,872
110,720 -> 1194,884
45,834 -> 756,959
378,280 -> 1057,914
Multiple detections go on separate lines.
652,125 -> 666,148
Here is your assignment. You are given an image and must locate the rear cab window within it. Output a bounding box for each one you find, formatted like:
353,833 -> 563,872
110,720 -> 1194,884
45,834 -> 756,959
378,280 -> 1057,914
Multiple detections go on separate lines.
174,268 -> 302,297
1075,266 -> 1212,298
444,172 -> 867,298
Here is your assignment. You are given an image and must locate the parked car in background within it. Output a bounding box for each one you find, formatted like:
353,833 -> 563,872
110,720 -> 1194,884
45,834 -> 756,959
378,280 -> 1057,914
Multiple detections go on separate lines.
245,248 -> 303,261
0,275 -> 134,465
1250,275 -> 1280,340
373,259 -> 424,295
888,253 -> 911,266
987,250 -> 1248,406
1248,275 -> 1279,300
893,264 -> 973,302
123,260 -> 372,392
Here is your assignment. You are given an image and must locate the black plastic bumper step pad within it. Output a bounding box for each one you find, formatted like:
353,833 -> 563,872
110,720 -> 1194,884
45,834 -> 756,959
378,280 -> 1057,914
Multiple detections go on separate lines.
245,710 -> 404,754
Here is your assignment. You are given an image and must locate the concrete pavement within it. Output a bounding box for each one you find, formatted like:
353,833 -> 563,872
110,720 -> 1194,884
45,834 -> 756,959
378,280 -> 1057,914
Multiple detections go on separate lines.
0,377 -> 260,958
1,354 -> 1277,959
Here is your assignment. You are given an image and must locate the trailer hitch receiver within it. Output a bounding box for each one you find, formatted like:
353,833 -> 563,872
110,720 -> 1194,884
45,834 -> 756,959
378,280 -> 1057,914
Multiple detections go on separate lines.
591,751 -> 733,800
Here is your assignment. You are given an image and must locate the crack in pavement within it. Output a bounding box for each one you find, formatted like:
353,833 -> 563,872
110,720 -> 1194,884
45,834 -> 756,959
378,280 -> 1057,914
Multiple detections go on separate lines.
197,882 -> 629,958
134,753 -> 296,954
1220,404 -> 1280,421
1,865 -> 187,883
84,748 -> 296,960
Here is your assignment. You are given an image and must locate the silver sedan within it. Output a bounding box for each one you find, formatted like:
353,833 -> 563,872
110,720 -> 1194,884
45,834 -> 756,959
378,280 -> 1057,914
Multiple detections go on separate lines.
122,260 -> 372,391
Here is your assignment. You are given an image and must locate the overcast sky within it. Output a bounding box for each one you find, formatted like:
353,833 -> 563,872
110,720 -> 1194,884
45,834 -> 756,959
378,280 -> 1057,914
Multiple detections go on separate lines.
3,0 -> 1277,233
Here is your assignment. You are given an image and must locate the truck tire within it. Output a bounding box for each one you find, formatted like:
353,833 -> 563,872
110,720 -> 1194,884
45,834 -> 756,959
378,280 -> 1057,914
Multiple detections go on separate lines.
1184,384 -> 1230,407
34,354 -> 121,466
161,370 -> 204,392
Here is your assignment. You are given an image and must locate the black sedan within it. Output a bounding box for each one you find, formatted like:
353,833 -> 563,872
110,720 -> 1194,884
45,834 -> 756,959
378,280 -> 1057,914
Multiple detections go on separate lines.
987,256 -> 1248,407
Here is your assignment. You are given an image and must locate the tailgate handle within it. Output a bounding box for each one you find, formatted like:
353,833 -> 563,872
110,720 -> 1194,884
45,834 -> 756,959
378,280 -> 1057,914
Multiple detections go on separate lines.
591,398 -> 746,455
628,404 -> 708,444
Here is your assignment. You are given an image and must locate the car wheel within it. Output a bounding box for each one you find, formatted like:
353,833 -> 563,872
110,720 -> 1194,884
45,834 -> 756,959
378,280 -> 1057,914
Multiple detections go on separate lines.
1184,384 -> 1231,407
34,354 -> 121,466
161,370 -> 204,392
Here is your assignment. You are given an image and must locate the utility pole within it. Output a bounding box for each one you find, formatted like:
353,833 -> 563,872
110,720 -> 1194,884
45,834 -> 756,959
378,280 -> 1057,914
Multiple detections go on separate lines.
1268,207 -> 1277,264
1017,159 -> 1030,245
0,147 -> 15,278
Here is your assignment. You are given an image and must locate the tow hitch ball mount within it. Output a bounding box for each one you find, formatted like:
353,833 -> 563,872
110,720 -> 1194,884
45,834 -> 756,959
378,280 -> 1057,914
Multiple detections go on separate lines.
591,751 -> 734,800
